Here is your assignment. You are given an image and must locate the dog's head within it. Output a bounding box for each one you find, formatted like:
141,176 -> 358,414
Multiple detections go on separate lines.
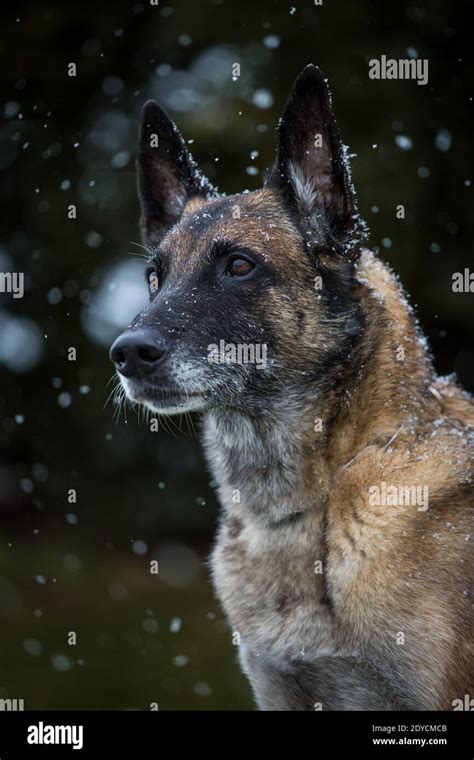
110,64 -> 368,415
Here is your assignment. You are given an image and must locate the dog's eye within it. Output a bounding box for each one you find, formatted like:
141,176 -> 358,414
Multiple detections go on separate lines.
147,270 -> 159,293
226,257 -> 255,278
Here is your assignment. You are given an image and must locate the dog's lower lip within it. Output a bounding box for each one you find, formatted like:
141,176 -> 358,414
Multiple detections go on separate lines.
156,390 -> 201,399
133,385 -> 202,400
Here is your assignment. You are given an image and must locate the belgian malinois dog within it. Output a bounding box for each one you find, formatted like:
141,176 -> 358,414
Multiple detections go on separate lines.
110,65 -> 473,710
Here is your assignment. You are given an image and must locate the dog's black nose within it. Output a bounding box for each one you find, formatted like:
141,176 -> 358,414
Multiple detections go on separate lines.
110,330 -> 168,378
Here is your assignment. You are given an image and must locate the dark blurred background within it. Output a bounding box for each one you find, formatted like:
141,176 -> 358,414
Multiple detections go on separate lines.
0,0 -> 472,709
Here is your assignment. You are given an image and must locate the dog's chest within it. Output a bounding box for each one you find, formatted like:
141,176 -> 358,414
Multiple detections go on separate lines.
203,411 -> 346,664
211,508 -> 343,666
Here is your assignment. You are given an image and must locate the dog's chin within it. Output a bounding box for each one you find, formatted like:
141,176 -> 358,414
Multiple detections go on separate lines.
142,395 -> 209,415
120,378 -> 210,416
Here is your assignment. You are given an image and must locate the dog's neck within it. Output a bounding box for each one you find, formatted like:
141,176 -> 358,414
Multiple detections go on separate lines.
202,251 -> 436,526
203,402 -> 321,525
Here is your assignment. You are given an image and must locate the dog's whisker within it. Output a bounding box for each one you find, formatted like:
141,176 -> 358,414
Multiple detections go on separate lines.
130,240 -> 150,252
104,377 -> 123,410
106,372 -> 119,388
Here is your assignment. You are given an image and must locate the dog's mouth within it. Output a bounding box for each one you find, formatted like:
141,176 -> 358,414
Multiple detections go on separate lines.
121,379 -> 210,414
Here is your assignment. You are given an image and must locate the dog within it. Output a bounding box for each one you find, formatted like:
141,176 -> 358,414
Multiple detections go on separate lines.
110,65 -> 473,710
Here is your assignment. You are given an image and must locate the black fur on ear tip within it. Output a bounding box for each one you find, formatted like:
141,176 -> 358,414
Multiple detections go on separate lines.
139,100 -> 175,140
288,65 -> 334,113
294,64 -> 328,89
142,98 -> 159,111
140,99 -> 161,124
300,63 -> 325,79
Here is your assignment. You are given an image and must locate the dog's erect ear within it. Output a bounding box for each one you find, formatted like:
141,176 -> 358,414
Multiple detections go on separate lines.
266,65 -> 365,253
138,100 -> 217,246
